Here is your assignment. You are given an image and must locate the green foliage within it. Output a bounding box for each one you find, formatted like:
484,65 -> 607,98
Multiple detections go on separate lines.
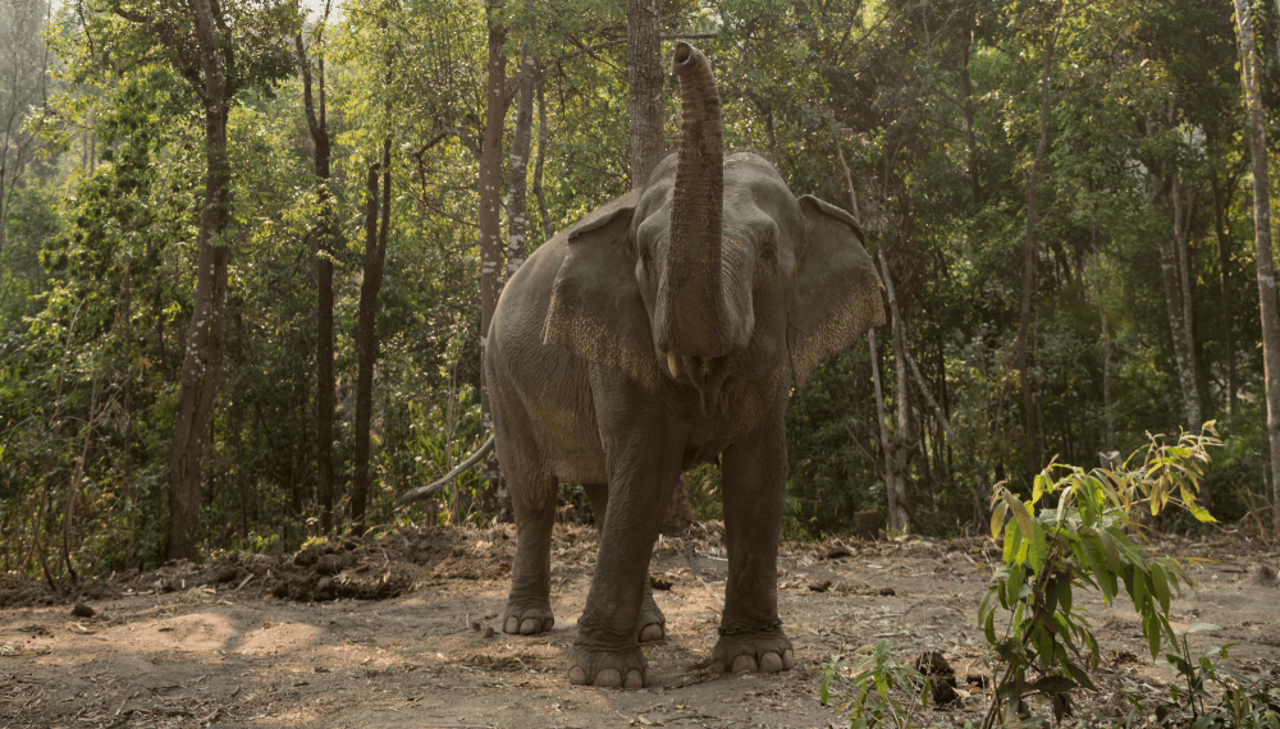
820,639 -> 934,729
0,0 -> 1277,577
979,426 -> 1219,728
1114,625 -> 1280,729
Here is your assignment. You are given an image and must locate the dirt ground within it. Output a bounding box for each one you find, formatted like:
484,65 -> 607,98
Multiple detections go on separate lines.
2,520 -> 1278,729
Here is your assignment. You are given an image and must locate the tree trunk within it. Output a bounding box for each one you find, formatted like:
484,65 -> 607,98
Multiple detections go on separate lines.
1210,175 -> 1238,421
1152,168 -> 1202,432
879,252 -> 913,535
507,45 -> 535,277
167,0 -> 232,562
960,15 -> 981,206
352,139 -> 391,535
627,0 -> 664,188
478,7 -> 509,518
296,24 -> 336,535
534,83 -> 552,242
1234,0 -> 1280,534
1014,23 -> 1056,483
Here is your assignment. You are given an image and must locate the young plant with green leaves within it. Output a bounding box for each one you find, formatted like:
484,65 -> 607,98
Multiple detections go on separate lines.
979,425 -> 1219,728
820,638 -> 933,729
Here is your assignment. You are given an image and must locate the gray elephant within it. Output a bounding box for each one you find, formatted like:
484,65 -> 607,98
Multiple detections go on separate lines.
483,42 -> 885,689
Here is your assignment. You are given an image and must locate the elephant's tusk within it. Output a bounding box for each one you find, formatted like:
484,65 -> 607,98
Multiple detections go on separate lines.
667,352 -> 682,379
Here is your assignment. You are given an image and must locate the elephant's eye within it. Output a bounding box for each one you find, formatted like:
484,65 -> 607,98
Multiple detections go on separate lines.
640,246 -> 654,279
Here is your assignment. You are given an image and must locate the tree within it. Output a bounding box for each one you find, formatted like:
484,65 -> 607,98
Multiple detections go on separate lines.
1233,0 -> 1280,533
477,0 -> 510,516
627,0 -> 664,188
296,4 -> 336,534
0,0 -> 54,311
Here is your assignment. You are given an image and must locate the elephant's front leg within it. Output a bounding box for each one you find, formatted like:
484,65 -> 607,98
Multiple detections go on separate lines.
714,402 -> 795,675
582,483 -> 667,643
570,398 -> 683,688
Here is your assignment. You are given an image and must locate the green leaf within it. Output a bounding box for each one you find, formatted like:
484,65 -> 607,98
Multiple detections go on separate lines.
1007,563 -> 1025,611
991,498 -> 1009,540
1150,562 -> 1171,614
1033,471 -> 1051,505
1080,534 -> 1117,604
1004,518 -> 1024,566
1180,485 -> 1218,523
1131,567 -> 1149,611
1004,491 -> 1035,549
1028,519 -> 1049,573
1064,660 -> 1098,691
1031,675 -> 1077,695
1143,611 -> 1161,659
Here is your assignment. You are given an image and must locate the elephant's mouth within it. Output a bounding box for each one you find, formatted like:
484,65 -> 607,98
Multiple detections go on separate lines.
665,352 -> 732,414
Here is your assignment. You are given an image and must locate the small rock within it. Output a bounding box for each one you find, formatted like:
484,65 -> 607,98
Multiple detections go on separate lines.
1250,564 -> 1278,588
71,602 -> 95,618
482,626 -> 495,639
649,574 -> 674,591
879,586 -> 896,596
808,580 -> 832,593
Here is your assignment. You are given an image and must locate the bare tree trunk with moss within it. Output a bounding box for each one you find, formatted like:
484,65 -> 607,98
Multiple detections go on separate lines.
168,0 -> 233,561
1235,0 -> 1280,533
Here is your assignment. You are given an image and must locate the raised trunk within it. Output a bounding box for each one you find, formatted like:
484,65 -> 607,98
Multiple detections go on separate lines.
661,42 -> 727,360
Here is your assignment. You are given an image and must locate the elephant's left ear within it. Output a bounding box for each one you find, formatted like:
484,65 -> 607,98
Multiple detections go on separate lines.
788,195 -> 887,388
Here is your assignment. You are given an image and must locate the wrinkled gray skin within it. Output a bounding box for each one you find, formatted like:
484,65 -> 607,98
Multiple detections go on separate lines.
483,42 -> 885,690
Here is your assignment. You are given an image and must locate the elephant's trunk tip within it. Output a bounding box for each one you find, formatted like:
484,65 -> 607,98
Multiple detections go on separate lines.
672,41 -> 706,77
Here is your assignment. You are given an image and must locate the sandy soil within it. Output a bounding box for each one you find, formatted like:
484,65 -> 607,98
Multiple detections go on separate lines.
2,521 -> 1277,728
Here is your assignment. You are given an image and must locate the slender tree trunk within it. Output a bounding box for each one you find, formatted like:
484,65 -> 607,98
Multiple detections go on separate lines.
507,46 -> 535,277
960,23 -> 981,206
296,24 -> 336,535
167,0 -> 232,561
478,6 -> 509,518
352,139 -> 392,535
1153,168 -> 1203,432
1234,0 -> 1280,534
881,252 -> 913,535
1014,24 -> 1056,482
1211,176 -> 1238,421
534,83 -> 552,242
627,0 -> 664,188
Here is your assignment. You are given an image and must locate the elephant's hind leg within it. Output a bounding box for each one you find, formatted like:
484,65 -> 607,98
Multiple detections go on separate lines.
504,472 -> 558,635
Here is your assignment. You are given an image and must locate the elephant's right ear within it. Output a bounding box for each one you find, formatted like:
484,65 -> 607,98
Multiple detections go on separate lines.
543,195 -> 663,389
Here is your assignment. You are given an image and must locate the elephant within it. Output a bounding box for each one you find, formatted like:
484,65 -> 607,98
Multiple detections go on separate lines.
482,41 -> 885,689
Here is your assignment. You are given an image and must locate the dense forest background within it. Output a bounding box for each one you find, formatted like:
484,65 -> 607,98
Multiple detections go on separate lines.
2,0 -> 1279,579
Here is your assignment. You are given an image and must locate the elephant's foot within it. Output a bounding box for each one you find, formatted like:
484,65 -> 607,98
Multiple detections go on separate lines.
712,623 -> 795,675
568,642 -> 648,689
502,601 -> 554,635
638,591 -> 666,643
